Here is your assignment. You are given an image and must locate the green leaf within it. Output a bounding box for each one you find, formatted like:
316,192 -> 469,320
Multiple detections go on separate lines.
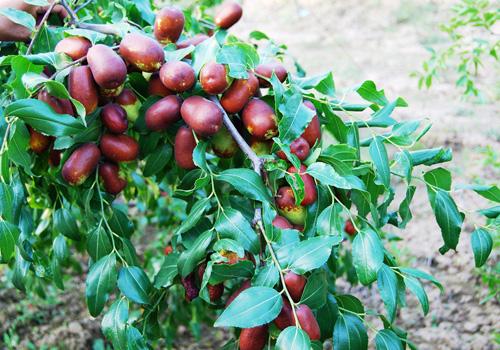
117,266 -> 151,305
409,147 -> 452,166
108,207 -> 134,238
192,140 -> 209,172
458,184 -> 500,203
87,226 -> 113,261
432,190 -> 463,251
5,99 -> 85,137
0,221 -> 20,261
24,0 -> 49,5
209,260 -> 254,284
289,236 -> 343,274
86,254 -> 117,317
300,270 -> 327,309
53,208 -> 80,241
192,37 -> 220,75
252,264 -> 280,288
176,198 -> 211,235
322,103 -> 347,143
377,265 -> 398,322
154,253 -> 179,288
215,208 -> 260,254
278,88 -> 316,144
7,122 -> 31,172
352,228 -> 384,285
217,169 -> 272,202
375,329 -> 404,350
398,267 -> 443,293
471,228 -> 493,268
478,205 -> 500,218
216,42 -> 259,79
177,230 -> 213,277
0,8 -> 35,31
65,28 -> 107,45
101,298 -> 128,350
143,143 -> 172,177
333,313 -> 368,350
52,234 -> 68,262
369,136 -> 390,189
276,326 -> 311,350
404,276 -> 429,315
317,203 -> 344,236
398,186 -> 416,228
306,162 -> 365,191
164,45 -> 195,62
214,286 -> 282,328
317,294 -> 339,338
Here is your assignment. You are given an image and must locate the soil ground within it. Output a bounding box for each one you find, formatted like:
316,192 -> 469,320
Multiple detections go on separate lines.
0,0 -> 498,349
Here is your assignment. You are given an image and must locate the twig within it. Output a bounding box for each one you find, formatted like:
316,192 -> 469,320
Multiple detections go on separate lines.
26,0 -> 59,55
60,0 -> 123,36
74,0 -> 92,13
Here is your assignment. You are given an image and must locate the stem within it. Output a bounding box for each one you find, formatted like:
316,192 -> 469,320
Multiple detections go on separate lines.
60,0 -> 123,36
74,0 -> 92,13
26,0 -> 59,55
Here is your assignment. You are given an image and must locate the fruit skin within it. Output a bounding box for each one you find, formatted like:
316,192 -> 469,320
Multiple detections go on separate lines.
239,325 -> 268,350
99,162 -> 127,195
211,126 -> 237,158
225,280 -> 251,307
215,1 -> 243,29
86,44 -> 127,89
221,72 -> 259,114
55,36 -> 92,61
301,101 -> 321,147
180,96 -> 223,137
145,95 -> 182,132
176,34 -> 209,50
276,186 -> 306,225
154,6 -> 185,44
250,137 -> 273,156
288,165 -> 317,206
274,297 -> 293,330
174,126 -> 197,170
272,215 -> 293,229
62,143 -> 101,185
293,304 -> 321,340
255,62 -> 287,87
148,73 -> 173,97
115,89 -> 141,122
164,245 -> 173,255
276,137 -> 310,161
284,271 -> 307,302
344,219 -> 357,236
100,134 -> 139,163
119,33 -> 165,72
28,126 -> 51,154
242,98 -> 278,140
38,89 -> 74,116
159,61 -> 195,93
68,66 -> 98,115
200,62 -> 230,95
181,272 -> 199,302
101,104 -> 128,134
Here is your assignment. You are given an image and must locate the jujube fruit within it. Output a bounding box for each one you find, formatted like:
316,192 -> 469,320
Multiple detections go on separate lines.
99,162 -> 127,195
62,143 -> 101,185
180,96 -> 223,137
38,89 -> 74,116
101,104 -> 128,134
284,271 -> 307,302
159,61 -> 195,93
176,34 -> 209,50
301,101 -> 321,147
276,186 -> 306,225
49,148 -> 62,167
99,84 -> 124,98
274,297 -> 293,330
115,89 -> 141,122
276,137 -> 310,161
242,98 -> 278,140
154,6 -> 185,44
211,126 -> 238,158
250,137 -> 273,156
181,272 -> 199,302
200,62 -> 230,95
164,245 -> 173,255
225,280 -> 251,307
174,126 -> 197,170
68,66 -> 98,114
119,33 -> 165,72
148,73 -> 173,97
145,95 -> 182,132
272,215 -> 293,229
28,126 -> 51,154
239,325 -> 268,350
220,72 -> 259,114
255,62 -> 287,87
100,134 -> 139,163
293,304 -> 321,340
344,219 -> 357,236
55,36 -> 91,61
214,1 -> 243,29
288,164 -> 317,206
197,263 -> 224,302
86,44 -> 127,90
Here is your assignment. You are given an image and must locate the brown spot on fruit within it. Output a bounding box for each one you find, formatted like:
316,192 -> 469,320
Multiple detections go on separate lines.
174,126 -> 197,170
242,98 -> 278,140
68,66 -> 98,115
101,103 -> 128,134
250,137 -> 273,156
99,162 -> 127,195
220,72 -> 259,114
62,143 -> 101,185
55,36 -> 91,61
87,44 -> 127,89
99,134 -> 139,163
159,61 -> 195,93
119,33 -> 165,72
145,95 -> 182,132
215,1 -> 243,29
154,6 -> 185,44
180,96 -> 223,137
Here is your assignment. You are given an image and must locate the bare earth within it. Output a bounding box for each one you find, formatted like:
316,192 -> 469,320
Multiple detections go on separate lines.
0,1 -> 498,349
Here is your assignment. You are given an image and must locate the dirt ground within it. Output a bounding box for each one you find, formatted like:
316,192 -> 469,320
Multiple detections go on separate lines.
1,1 -> 498,349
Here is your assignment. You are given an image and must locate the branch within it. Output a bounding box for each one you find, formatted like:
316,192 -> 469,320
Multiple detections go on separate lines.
60,0 -> 123,36
26,0 -> 59,55
74,0 -> 92,13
